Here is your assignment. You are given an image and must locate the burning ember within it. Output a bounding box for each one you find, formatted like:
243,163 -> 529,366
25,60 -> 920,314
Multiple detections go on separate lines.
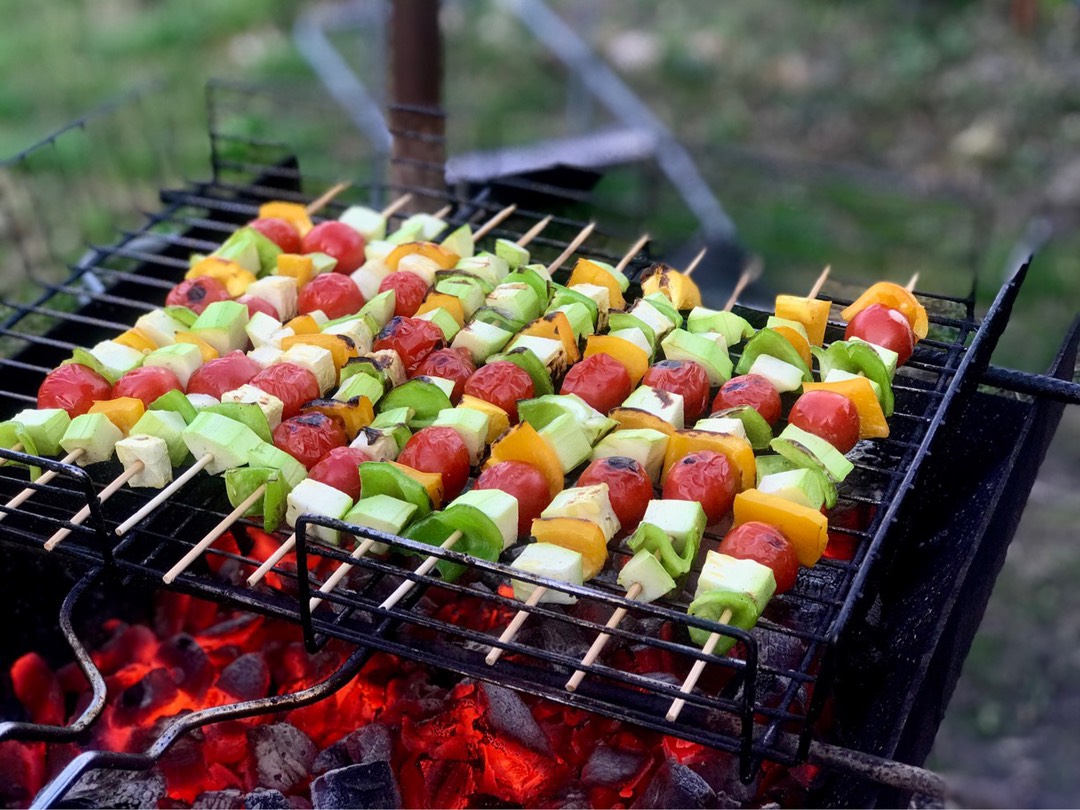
0,577 -> 819,809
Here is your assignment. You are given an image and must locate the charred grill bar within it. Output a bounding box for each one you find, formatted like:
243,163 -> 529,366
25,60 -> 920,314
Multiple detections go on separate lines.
0,85 -> 1077,807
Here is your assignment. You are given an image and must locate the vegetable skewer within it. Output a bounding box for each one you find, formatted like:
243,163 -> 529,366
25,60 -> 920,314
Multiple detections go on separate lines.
44,460 -> 145,550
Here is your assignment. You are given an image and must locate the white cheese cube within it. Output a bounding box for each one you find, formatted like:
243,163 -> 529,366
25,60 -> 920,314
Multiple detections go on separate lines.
281,344 -> 337,395
246,276 -> 298,321
135,309 -> 185,347
324,318 -> 374,355
629,299 -> 676,339
541,483 -> 621,542
245,311 -> 285,349
748,354 -> 804,393
397,253 -> 441,286
350,260 -> 391,301
221,384 -> 285,429
694,417 -> 747,439
247,345 -> 284,369
511,543 -> 583,605
115,435 -> 173,488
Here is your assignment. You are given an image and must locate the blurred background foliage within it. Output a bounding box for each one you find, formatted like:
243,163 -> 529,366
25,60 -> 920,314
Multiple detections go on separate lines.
2,0 -> 1078,805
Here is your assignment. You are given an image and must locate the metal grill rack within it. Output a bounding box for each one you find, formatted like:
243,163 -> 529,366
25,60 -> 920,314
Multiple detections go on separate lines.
2,83 -> 1077,805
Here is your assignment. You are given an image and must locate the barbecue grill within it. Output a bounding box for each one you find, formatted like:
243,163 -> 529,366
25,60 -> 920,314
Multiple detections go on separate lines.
1,80 -> 1077,809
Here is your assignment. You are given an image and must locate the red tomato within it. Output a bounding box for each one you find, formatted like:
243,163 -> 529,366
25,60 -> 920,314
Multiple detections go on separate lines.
463,362 -> 534,423
559,353 -> 632,414
787,390 -> 861,454
112,366 -> 183,408
711,374 -> 782,426
272,413 -> 347,470
165,277 -> 231,315
475,460 -> 552,537
308,446 -> 368,501
249,363 -> 321,420
374,316 -> 445,375
37,364 -> 113,417
297,273 -> 365,321
301,221 -> 366,274
663,450 -> 738,525
248,217 -> 302,253
186,351 -> 261,400
719,522 -> 799,594
577,456 -> 653,533
410,348 -> 476,403
845,304 -> 915,365
397,427 -> 471,499
237,295 -> 279,320
642,360 -> 712,423
378,272 -> 429,318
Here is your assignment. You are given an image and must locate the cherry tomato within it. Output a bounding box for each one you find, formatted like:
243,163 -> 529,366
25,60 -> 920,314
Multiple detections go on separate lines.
577,456 -> 653,533
663,450 -> 738,525
301,221 -> 366,274
186,351 -> 261,400
642,360 -> 711,423
248,217 -> 302,253
559,353 -> 632,414
845,304 -> 915,365
273,413 -> 347,470
787,390 -> 861,454
165,277 -> 231,315
475,460 -> 552,537
378,272 -> 429,318
112,366 -> 183,408
711,374 -> 782,426
237,295 -> 279,320
410,348 -> 476,403
373,316 -> 445,375
297,273 -> 365,321
463,361 -> 534,423
37,364 -> 113,417
249,362 -> 321,420
719,522 -> 799,594
397,426 -> 471,499
308,446 -> 368,501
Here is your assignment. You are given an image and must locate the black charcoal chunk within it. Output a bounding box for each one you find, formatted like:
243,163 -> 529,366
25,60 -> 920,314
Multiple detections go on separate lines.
245,788 -> 290,809
193,788 -> 244,809
312,741 -> 352,776
219,652 -> 271,700
633,760 -> 716,809
478,681 -> 552,756
310,762 -> 401,809
249,723 -> 317,793
344,723 -> 394,765
581,745 -> 646,788
63,768 -> 166,808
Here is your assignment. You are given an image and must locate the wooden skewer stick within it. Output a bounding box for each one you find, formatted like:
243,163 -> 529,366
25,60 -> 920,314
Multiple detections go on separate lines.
471,204 -> 518,241
247,531 -> 297,587
433,204 -> 454,220
0,443 -> 23,467
0,448 -> 85,523
114,453 -> 214,537
905,272 -> 920,293
485,584 -> 547,666
304,182 -> 351,215
565,581 -> 643,692
664,608 -> 734,723
546,222 -> 597,275
614,233 -> 650,274
683,247 -> 708,277
807,265 -> 831,300
44,461 -> 144,550
309,537 -> 379,611
162,483 -> 267,584
379,193 -> 414,219
377,531 -> 463,612
516,215 -> 553,248
722,255 -> 764,312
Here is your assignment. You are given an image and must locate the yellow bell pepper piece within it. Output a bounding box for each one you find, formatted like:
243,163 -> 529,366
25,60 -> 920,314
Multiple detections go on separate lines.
390,461 -> 445,510
114,329 -> 158,353
732,489 -> 828,568
276,254 -> 315,288
459,395 -> 510,445
568,258 -> 625,310
609,408 -> 677,437
88,397 -> 146,436
802,378 -> 889,440
584,334 -> 649,387
486,421 -> 564,498
640,264 -> 702,310
519,311 -> 581,363
775,295 -> 831,347
770,325 -> 813,370
416,293 -> 466,328
186,257 -> 257,298
174,332 -> 219,362
285,315 -> 322,336
258,202 -> 313,238
531,516 -> 608,580
841,282 -> 928,340
281,333 -> 358,370
385,242 -> 460,272
302,395 -> 374,440
660,429 -> 755,491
